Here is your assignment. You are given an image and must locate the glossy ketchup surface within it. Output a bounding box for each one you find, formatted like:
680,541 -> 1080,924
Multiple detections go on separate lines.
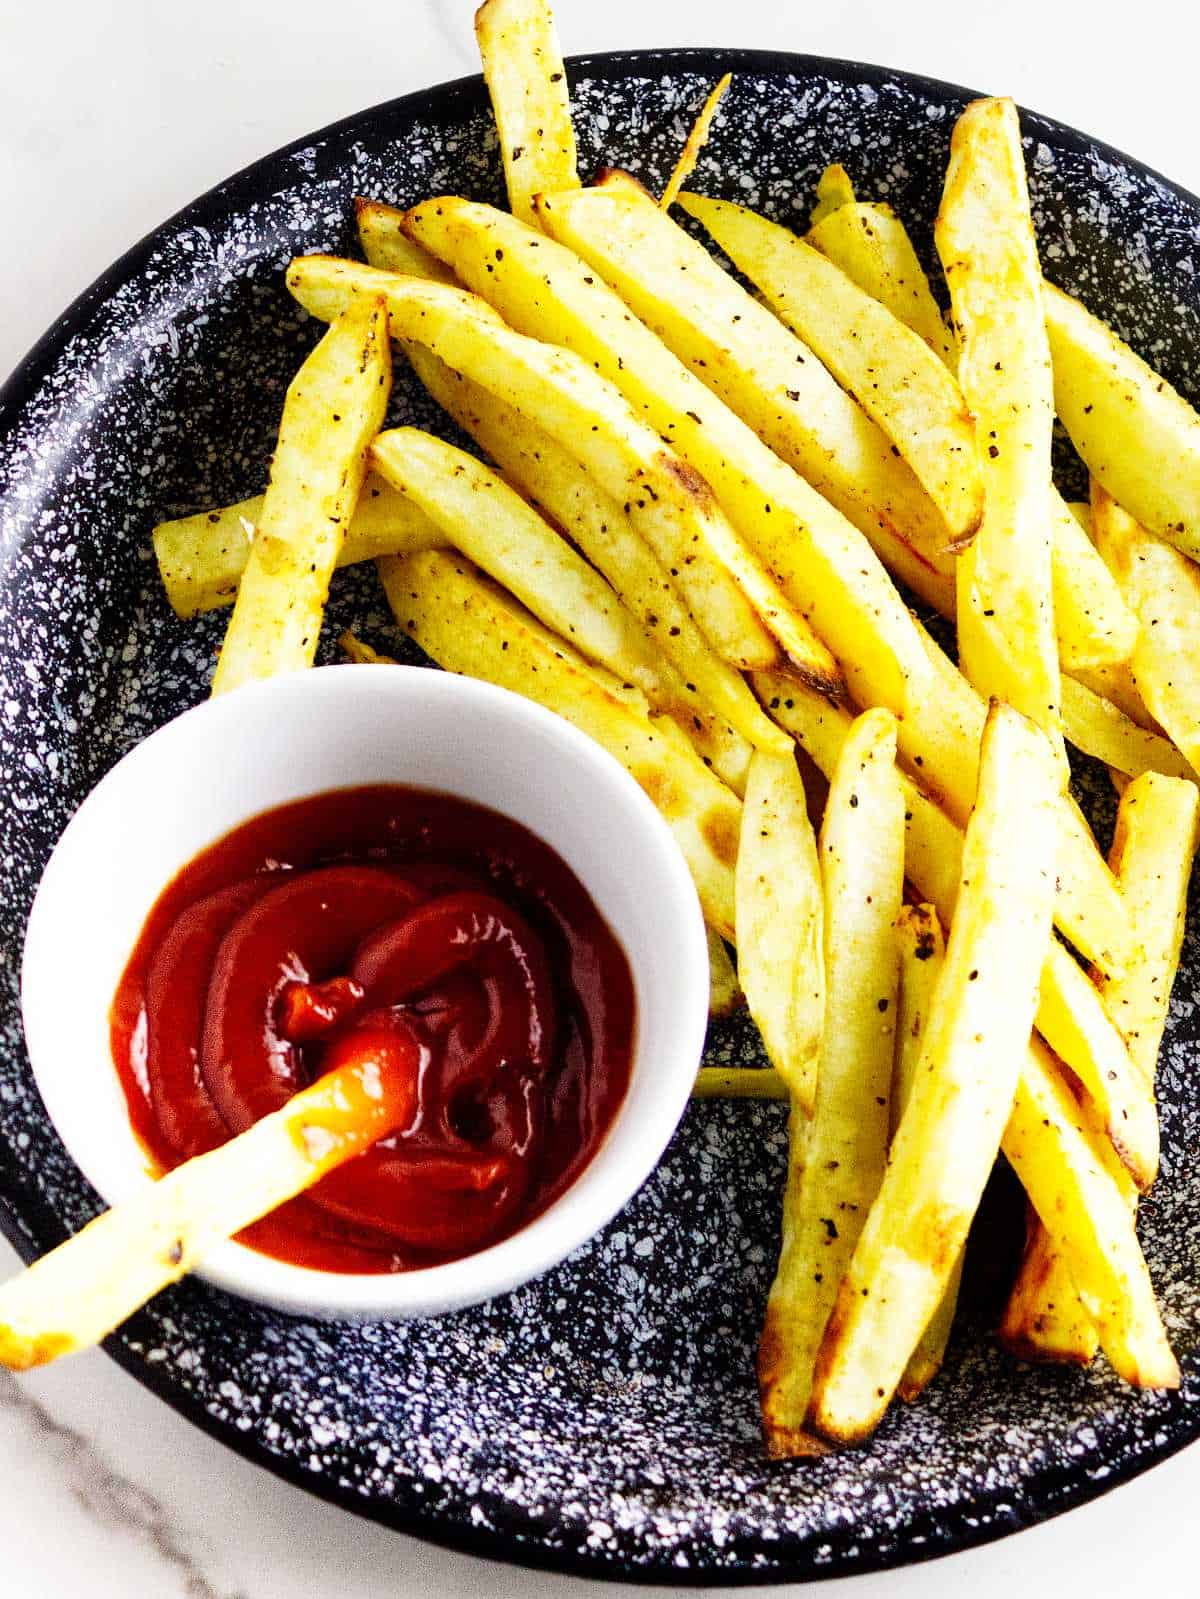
110,786 -> 635,1273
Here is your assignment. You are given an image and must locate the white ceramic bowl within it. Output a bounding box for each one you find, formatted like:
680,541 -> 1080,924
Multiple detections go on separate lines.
21,664 -> 708,1321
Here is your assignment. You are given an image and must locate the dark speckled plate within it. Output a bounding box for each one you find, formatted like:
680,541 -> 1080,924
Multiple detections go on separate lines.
1,48 -> 1198,1584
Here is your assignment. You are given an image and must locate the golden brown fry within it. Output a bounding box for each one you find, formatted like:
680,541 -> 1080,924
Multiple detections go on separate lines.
211,297 -> 391,695
1003,1039 -> 1178,1389
1046,279 -> 1200,562
999,1209 -> 1099,1366
661,74 -> 732,211
759,709 -> 903,1458
475,0 -> 579,226
735,750 -> 823,1111
286,255 -> 786,686
1050,492 -> 1138,672
810,704 -> 1061,1441
679,190 -> 983,544
153,476 -> 443,620
403,195 -> 843,691
380,550 -> 741,938
935,98 -> 1062,761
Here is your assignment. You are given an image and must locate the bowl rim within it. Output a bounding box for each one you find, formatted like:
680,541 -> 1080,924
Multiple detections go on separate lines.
20,662 -> 710,1322
1,44 -> 1198,1587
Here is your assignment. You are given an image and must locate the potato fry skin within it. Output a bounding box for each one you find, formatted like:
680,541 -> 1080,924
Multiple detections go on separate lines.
758,709 -> 903,1458
380,550 -> 741,938
211,298 -> 391,695
736,751 -> 823,1112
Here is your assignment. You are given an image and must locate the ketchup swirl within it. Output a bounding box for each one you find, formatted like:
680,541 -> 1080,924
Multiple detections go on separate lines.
110,786 -> 635,1274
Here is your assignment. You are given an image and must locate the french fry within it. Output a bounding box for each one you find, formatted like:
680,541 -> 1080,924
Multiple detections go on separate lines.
1009,765 -> 1197,1363
153,476 -> 443,619
706,926 -> 742,1018
809,705 -> 1060,1441
910,619 -> 1132,975
755,671 -> 1155,1188
809,163 -> 857,227
379,550 -> 741,938
402,196 -> 843,690
892,906 -> 962,1401
804,185 -> 1135,670
1092,486 -> 1200,774
0,1052 -> 418,1369
1049,493 -> 1138,671
758,709 -> 903,1458
398,340 -> 780,758
210,298 -> 391,694
1003,1038 -> 1178,1389
475,0 -> 578,227
678,190 -> 983,544
1045,279 -> 1200,562
1097,770 -> 1200,1085
693,1066 -> 786,1099
935,99 -> 1063,761
354,199 -> 455,281
339,630 -> 395,665
1073,658 -> 1158,731
370,427 -> 679,708
1061,674 -> 1195,784
808,188 -> 957,369
735,750 -> 823,1111
286,256 -> 787,688
660,74 -> 731,211
537,180 -> 961,601
999,1208 -> 1099,1366
531,181 -> 1137,968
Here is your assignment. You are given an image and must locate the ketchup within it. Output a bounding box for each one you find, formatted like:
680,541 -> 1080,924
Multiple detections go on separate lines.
110,786 -> 635,1274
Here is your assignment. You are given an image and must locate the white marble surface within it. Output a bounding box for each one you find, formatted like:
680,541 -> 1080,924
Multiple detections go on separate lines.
1,0 -> 1198,1591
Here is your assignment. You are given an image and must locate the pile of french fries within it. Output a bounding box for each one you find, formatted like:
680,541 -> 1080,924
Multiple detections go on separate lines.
4,0 -> 1198,1457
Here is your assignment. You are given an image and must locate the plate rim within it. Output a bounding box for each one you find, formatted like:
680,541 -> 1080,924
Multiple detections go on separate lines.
1,44 -> 1197,1585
